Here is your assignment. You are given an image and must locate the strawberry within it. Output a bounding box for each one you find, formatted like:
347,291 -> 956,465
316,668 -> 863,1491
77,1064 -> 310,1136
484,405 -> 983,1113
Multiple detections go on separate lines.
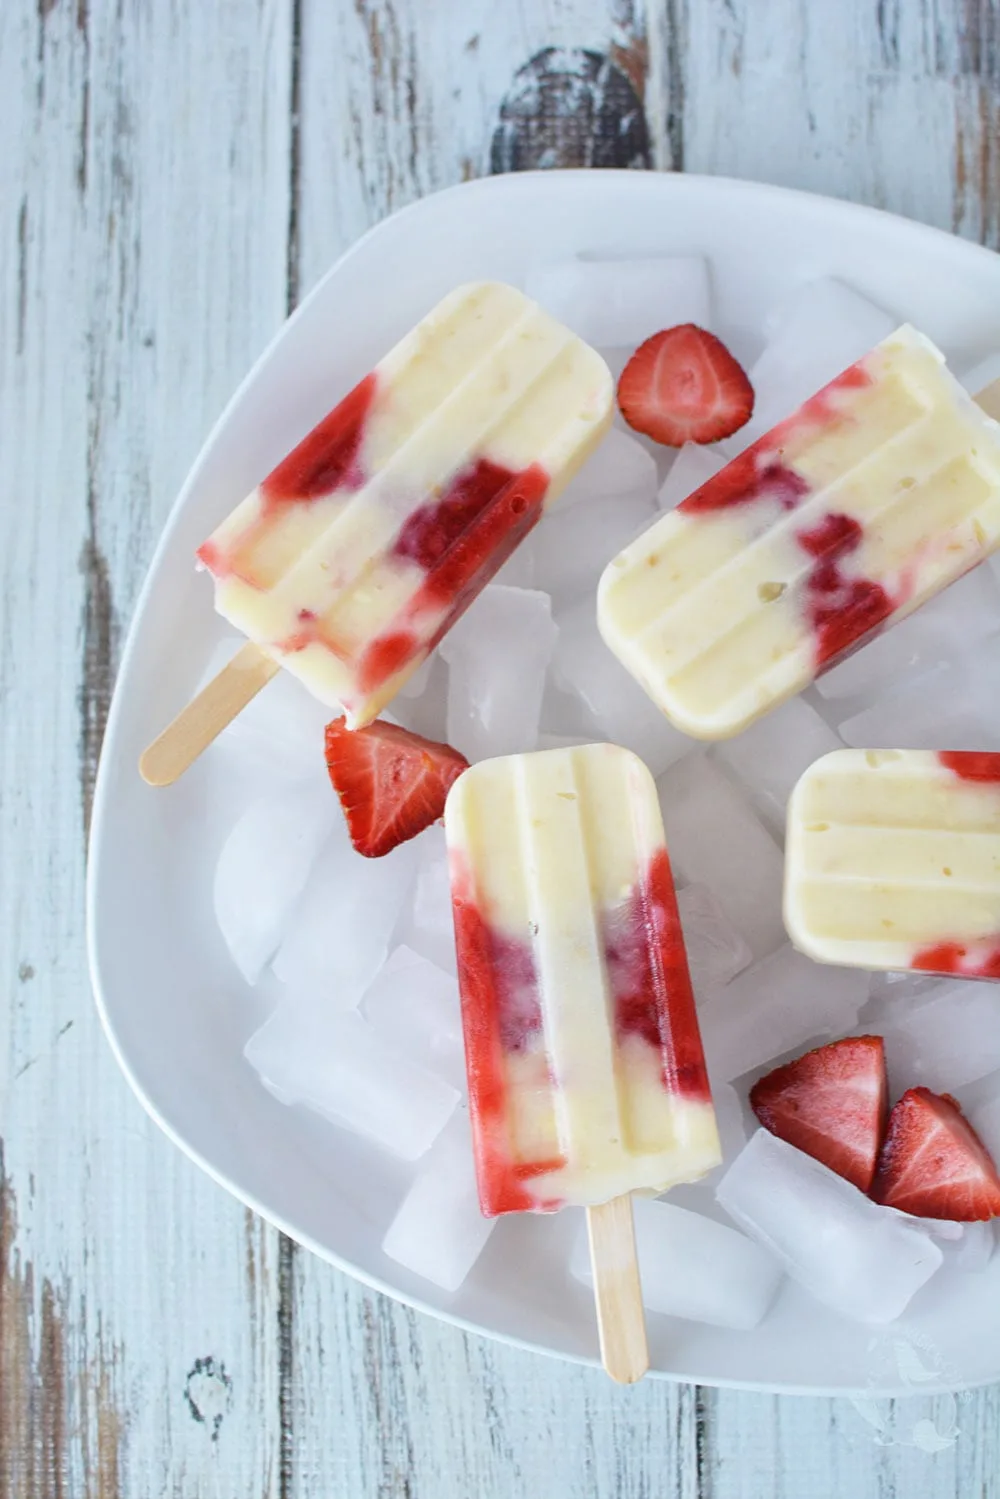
617,324 -> 754,446
324,718 -> 469,858
749,1036 -> 887,1192
871,1087 -> 1000,1221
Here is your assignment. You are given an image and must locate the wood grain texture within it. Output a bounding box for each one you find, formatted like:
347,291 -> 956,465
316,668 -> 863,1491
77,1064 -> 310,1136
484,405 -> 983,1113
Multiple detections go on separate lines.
6,0 -> 1000,1494
647,0 -> 1000,243
286,1268 -> 704,1499
702,1384 -> 1000,1498
295,0 -> 649,295
1,1 -> 291,1493
587,1196 -> 650,1386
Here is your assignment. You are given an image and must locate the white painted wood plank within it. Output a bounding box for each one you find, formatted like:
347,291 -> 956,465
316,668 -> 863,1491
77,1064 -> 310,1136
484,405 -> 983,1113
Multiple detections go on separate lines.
0,1 -> 292,1492
287,1268 -> 703,1499
702,1384 -> 1000,1498
295,0 -> 650,295
647,0 -> 989,241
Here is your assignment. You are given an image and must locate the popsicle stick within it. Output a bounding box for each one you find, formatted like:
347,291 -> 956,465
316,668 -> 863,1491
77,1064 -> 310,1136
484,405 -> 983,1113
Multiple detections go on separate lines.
139,642 -> 279,786
975,377 -> 1000,422
586,1194 -> 649,1385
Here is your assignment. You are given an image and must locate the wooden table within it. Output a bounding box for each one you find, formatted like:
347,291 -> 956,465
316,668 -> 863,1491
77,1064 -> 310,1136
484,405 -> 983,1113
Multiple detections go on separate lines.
4,2 -> 1000,1493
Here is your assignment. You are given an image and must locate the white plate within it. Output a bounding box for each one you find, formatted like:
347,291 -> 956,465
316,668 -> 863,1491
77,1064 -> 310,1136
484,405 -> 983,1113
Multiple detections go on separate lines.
87,170 -> 1000,1396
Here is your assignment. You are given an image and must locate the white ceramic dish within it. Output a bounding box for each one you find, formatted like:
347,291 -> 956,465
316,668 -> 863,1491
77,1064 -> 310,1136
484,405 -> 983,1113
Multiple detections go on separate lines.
87,170 -> 1000,1396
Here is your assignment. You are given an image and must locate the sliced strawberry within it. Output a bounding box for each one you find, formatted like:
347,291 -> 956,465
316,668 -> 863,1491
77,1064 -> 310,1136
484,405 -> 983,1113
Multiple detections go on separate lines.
617,324 -> 754,446
749,1036 -> 887,1192
324,718 -> 468,858
871,1087 -> 1000,1221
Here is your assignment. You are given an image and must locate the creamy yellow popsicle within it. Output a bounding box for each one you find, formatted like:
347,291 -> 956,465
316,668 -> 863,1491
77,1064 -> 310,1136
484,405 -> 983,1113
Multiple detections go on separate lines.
198,282 -> 613,726
598,326 -> 1000,739
445,743 -> 721,1214
785,748 -> 1000,979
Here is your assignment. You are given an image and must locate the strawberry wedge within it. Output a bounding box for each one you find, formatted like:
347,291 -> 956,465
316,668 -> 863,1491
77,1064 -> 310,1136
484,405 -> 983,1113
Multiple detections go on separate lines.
749,1036 -> 888,1192
871,1087 -> 1000,1221
325,719 -> 469,858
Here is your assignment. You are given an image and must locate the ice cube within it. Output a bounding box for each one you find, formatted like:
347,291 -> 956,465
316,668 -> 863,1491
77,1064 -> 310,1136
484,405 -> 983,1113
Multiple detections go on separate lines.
272,820 -> 418,1008
558,427 -> 658,510
221,676 -> 333,781
971,1085 -> 1000,1163
839,642 -> 1000,749
738,278 -> 896,446
552,599 -> 691,777
569,1197 -> 782,1330
875,981 -> 1000,1096
656,755 -> 786,960
440,586 -> 556,761
493,542 -> 536,590
538,677 -> 603,743
387,654 -> 450,742
866,969 -> 944,1005
716,1129 -> 943,1323
657,442 -> 729,512
713,1080 -> 750,1164
214,783 -> 338,984
382,1108 -> 494,1291
196,636 -> 334,783
245,988 -> 459,1159
760,276 -> 895,342
912,1215 -> 965,1242
525,255 -> 711,349
939,1221 -> 996,1273
529,490 -> 656,604
960,352 -> 1000,395
698,945 -> 869,1081
398,654 -> 434,700
712,697 -> 842,837
817,566 -> 1000,701
362,946 -> 466,1091
537,733 -> 594,751
396,825 -> 457,976
676,884 -> 753,996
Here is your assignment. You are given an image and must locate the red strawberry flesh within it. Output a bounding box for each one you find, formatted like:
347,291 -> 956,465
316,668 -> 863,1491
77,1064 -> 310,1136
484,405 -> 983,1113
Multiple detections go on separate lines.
871,1087 -> 1000,1221
617,324 -> 754,447
324,718 -> 468,858
749,1035 -> 887,1192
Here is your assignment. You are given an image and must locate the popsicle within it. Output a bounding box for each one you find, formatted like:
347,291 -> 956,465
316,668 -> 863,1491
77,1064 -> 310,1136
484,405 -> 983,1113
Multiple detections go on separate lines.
785,749 -> 1000,979
445,743 -> 721,1381
140,282 -> 613,785
597,325 -> 1000,740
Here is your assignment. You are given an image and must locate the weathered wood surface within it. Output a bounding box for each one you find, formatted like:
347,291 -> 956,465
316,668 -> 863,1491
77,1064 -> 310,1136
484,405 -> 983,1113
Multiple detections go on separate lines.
0,2 -> 290,1493
4,1 -> 1000,1494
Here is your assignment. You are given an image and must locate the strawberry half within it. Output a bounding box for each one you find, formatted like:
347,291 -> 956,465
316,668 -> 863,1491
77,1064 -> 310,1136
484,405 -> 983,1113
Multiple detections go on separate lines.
871,1087 -> 1000,1221
749,1036 -> 887,1192
324,718 -> 469,858
617,324 -> 754,446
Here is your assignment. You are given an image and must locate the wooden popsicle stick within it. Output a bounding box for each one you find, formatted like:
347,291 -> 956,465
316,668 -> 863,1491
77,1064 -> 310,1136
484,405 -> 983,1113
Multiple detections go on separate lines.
975,376 -> 1000,421
139,642 -> 279,786
586,1194 -> 649,1385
